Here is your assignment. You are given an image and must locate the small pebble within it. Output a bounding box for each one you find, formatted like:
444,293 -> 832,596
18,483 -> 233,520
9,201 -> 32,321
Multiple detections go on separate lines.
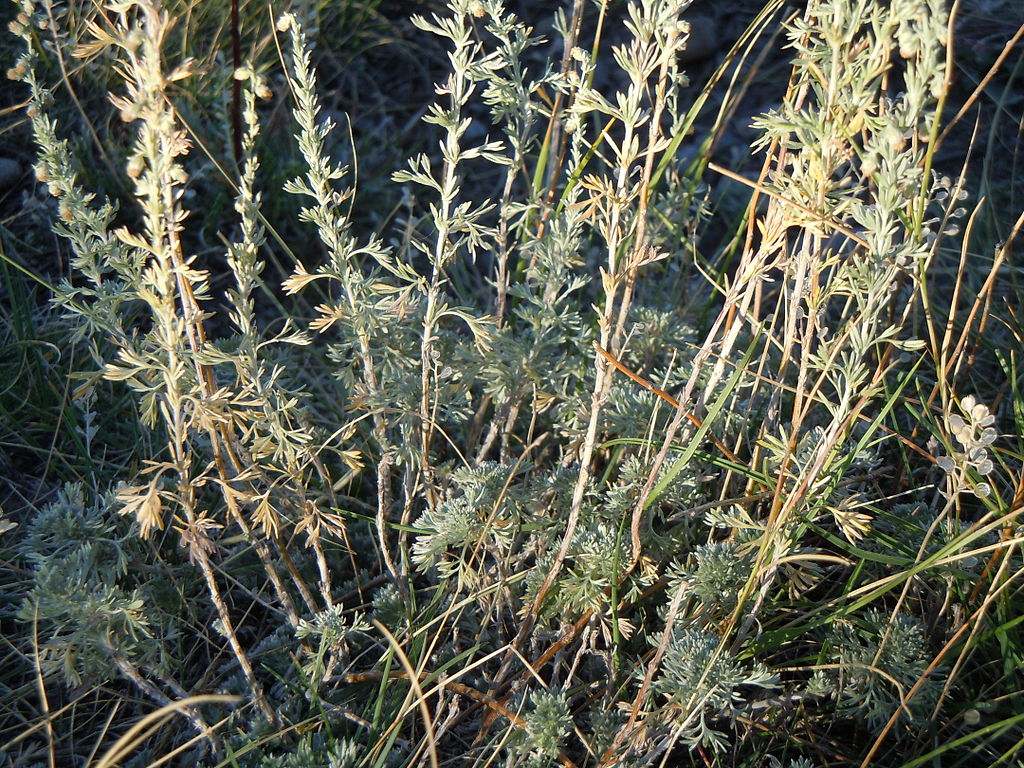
679,15 -> 718,64
0,157 -> 23,191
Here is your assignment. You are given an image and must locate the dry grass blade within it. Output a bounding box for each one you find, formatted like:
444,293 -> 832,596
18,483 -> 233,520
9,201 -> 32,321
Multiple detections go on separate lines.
91,695 -> 239,768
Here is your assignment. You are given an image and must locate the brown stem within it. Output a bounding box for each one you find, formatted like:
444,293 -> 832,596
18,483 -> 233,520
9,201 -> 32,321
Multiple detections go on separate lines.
194,542 -> 276,724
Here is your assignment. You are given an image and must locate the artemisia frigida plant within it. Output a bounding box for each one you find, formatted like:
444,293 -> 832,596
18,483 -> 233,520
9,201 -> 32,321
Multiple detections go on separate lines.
7,0 -> 1023,766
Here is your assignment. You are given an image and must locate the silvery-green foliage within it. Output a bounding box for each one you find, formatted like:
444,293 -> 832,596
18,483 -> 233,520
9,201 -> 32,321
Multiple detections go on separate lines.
464,0 -> 560,267
278,11 -> 434,480
556,520 -> 632,616
16,484 -> 152,685
666,542 -> 751,618
468,2 -> 551,147
372,582 -> 406,629
19,0 -> 341,722
624,306 -> 698,368
759,425 -> 880,541
587,708 -> 626,764
240,732 -> 363,768
602,454 -> 708,561
558,0 -> 692,322
553,306 -> 700,440
284,3 -> 498,474
8,0 -> 140,369
600,363 -> 691,437
395,1 -> 505,393
636,167 -> 709,277
653,628 -> 779,751
296,605 -> 370,651
324,738 -> 362,768
412,462 -> 524,583
484,210 -> 590,406
523,451 -> 707,619
212,74 -> 330,540
279,13 -> 403,289
294,605 -> 370,684
751,0 -> 949,447
808,609 -> 942,729
508,688 -> 571,767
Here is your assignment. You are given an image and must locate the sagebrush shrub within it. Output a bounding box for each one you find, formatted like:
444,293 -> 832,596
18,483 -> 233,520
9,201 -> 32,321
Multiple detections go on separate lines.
6,0 -> 1023,766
